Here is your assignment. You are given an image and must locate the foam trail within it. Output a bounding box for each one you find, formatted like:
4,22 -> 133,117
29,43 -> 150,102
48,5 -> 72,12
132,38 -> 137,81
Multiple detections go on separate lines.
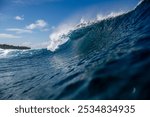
0,49 -> 15,58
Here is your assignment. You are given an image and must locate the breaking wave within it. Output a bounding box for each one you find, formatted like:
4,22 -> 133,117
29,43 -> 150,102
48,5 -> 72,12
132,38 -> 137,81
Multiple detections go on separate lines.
0,0 -> 150,100
47,11 -> 126,52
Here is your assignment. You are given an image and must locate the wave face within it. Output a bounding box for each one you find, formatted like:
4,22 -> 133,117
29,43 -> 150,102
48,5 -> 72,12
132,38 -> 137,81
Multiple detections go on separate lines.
0,0 -> 150,99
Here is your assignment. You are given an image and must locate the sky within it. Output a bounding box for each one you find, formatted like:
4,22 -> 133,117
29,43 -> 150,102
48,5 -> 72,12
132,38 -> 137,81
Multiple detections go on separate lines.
0,0 -> 140,48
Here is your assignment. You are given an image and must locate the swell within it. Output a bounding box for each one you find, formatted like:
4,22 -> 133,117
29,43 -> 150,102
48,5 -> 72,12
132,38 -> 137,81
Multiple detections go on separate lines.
54,0 -> 150,55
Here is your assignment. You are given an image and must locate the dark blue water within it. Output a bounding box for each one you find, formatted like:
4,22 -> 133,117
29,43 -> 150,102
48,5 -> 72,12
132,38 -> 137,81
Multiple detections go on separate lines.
0,0 -> 150,99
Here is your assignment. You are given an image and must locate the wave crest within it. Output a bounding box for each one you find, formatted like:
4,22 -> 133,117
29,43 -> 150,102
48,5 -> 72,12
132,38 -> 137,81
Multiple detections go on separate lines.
47,11 -> 125,52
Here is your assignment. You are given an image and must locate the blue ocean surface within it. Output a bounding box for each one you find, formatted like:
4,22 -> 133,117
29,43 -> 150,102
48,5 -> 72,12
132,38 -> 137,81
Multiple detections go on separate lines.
0,0 -> 150,99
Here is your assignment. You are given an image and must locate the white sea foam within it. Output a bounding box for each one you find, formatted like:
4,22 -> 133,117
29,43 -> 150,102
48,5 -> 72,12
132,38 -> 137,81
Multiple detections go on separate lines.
47,24 -> 74,52
137,0 -> 144,6
97,11 -> 125,21
0,49 -> 15,58
0,49 -> 42,59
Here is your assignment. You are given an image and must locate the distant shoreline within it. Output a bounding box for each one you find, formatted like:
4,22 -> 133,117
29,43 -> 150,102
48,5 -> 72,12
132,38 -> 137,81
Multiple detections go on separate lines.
0,44 -> 31,50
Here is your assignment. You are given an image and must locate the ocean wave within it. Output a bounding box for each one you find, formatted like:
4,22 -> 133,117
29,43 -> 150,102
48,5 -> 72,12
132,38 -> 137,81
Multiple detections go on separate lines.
0,0 -> 150,100
47,1 -> 146,52
47,12 -> 128,52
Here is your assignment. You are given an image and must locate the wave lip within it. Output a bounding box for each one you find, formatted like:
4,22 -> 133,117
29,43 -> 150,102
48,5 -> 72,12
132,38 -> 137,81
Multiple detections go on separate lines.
47,31 -> 70,52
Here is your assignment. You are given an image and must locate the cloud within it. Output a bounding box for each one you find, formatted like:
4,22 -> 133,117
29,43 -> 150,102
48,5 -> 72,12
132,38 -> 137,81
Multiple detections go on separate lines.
14,16 -> 24,21
6,19 -> 48,34
51,26 -> 56,30
26,20 -> 47,30
0,33 -> 21,39
6,28 -> 32,34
